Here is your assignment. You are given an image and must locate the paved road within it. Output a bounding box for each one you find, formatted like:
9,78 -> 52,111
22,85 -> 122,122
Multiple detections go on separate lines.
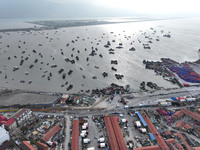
31,87 -> 200,150
64,116 -> 70,150
106,87 -> 200,110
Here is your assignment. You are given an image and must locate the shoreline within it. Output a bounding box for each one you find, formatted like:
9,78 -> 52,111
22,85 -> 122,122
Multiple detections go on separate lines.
0,85 -> 199,108
0,17 -> 187,33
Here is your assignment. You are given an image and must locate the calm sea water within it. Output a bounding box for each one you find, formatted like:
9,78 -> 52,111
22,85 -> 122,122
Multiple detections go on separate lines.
0,17 -> 200,93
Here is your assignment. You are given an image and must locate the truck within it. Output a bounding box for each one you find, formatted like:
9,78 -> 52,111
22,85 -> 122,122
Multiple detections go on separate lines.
83,122 -> 89,126
127,140 -> 134,150
98,138 -> 105,143
124,105 -> 129,109
134,121 -> 141,128
80,133 -> 87,138
98,143 -> 106,148
81,130 -> 88,135
82,125 -> 88,130
121,118 -> 128,123
139,128 -> 147,133
83,138 -> 90,144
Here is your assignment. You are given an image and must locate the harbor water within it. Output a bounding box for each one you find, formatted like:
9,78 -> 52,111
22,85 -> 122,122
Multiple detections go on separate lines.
0,17 -> 200,93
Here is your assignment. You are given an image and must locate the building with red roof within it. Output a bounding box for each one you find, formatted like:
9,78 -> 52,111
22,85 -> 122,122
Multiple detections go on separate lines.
0,118 -> 16,129
174,133 -> 192,150
19,141 -> 35,150
140,111 -> 170,150
104,116 -> 127,150
165,139 -> 175,144
175,121 -> 185,129
134,145 -> 160,150
176,142 -> 184,149
36,141 -> 49,150
42,125 -> 61,142
13,109 -> 33,125
71,120 -> 79,150
172,111 -> 184,120
110,116 -> 127,150
183,124 -> 192,130
104,116 -> 119,150
0,115 -> 7,122
181,108 -> 200,122
169,143 -> 178,150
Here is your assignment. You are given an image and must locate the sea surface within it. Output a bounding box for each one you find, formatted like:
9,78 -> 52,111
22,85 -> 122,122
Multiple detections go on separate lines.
0,17 -> 200,93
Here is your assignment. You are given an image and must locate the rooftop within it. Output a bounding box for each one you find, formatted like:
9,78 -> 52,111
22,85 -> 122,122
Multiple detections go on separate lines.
1,118 -> 16,127
174,133 -> 192,150
21,141 -> 35,150
140,111 -> 170,150
13,109 -> 27,118
181,108 -> 200,122
36,141 -> 49,150
172,110 -> 184,120
104,116 -> 119,150
165,139 -> 175,144
71,120 -> 79,150
175,121 -> 185,128
0,115 -> 7,122
42,125 -> 61,142
134,145 -> 160,150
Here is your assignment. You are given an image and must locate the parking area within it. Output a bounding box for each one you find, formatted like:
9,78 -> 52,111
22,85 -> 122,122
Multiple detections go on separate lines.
69,114 -> 108,150
68,108 -> 158,150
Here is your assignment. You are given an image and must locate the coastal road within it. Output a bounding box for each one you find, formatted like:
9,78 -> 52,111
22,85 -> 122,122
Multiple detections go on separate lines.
104,87 -> 200,110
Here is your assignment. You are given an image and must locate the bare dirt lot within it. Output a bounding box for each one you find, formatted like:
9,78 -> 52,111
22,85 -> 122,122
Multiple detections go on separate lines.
0,90 -> 58,105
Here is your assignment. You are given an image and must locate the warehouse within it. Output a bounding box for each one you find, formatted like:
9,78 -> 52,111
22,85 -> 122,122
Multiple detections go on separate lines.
0,125 -> 10,146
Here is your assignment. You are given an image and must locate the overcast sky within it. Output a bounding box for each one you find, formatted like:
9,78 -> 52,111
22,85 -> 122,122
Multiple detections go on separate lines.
0,0 -> 200,19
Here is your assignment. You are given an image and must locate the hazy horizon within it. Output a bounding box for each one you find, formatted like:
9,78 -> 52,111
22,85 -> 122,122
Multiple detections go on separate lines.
0,0 -> 200,19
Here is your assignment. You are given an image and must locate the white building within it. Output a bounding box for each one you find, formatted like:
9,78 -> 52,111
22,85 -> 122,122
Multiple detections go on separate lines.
0,125 -> 10,146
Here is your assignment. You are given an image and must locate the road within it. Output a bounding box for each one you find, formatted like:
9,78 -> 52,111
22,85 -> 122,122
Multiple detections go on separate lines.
103,87 -> 200,110
64,116 -> 70,150
31,87 -> 200,150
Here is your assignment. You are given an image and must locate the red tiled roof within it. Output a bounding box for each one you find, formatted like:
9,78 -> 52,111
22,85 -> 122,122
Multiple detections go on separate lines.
176,142 -> 184,150
164,131 -> 171,135
182,108 -> 200,122
36,141 -> 49,150
0,115 -> 7,121
193,147 -> 200,150
175,121 -> 185,128
194,112 -> 200,116
175,133 -> 192,150
104,116 -> 119,150
140,111 -> 170,150
42,125 -> 61,142
134,145 -> 160,150
172,111 -> 184,120
1,118 -> 16,126
22,141 -> 35,150
14,109 -> 27,118
169,143 -> 178,150
166,139 -> 175,144
110,116 -> 127,150
184,124 -> 192,130
71,120 -> 79,150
